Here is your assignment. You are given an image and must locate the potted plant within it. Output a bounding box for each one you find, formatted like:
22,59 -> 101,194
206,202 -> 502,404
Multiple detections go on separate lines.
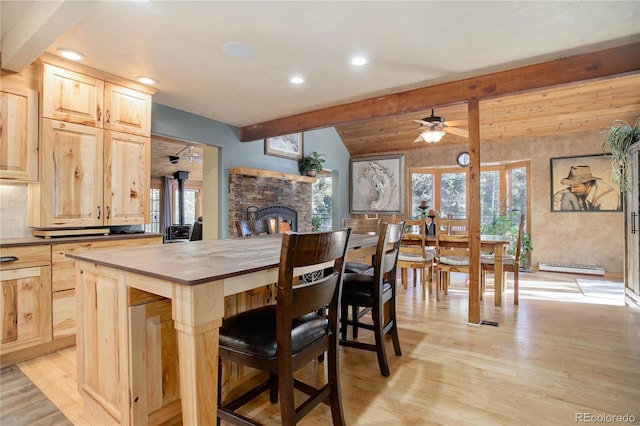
602,117 -> 640,193
298,151 -> 326,177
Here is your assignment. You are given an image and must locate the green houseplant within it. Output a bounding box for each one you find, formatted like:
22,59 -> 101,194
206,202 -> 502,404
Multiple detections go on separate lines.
298,151 -> 326,177
481,208 -> 533,271
311,216 -> 322,232
602,117 -> 640,193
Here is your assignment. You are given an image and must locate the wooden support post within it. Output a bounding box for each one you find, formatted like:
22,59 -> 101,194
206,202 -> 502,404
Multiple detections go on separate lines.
467,99 -> 481,325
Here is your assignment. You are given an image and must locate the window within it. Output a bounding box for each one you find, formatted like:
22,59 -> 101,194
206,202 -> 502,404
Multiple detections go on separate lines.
411,172 -> 433,217
312,172 -> 332,231
440,172 -> 467,218
480,170 -> 500,228
175,188 -> 200,225
145,186 -> 160,233
409,162 -> 529,226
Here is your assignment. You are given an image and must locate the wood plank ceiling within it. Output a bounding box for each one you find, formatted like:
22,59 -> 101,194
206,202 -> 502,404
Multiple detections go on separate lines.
336,73 -> 640,157
150,135 -> 203,181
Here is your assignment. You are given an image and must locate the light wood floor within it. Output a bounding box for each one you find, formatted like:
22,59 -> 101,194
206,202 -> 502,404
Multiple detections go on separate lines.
15,271 -> 640,425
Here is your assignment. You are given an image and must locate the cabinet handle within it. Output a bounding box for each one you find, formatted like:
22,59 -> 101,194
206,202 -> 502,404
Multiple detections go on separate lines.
632,212 -> 638,234
106,206 -> 111,219
106,110 -> 111,124
0,256 -> 19,263
97,105 -> 102,122
97,206 -> 101,219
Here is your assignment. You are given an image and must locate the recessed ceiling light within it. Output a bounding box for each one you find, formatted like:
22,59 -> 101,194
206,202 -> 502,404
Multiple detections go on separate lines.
290,76 -> 304,84
137,76 -> 158,85
223,42 -> 254,59
57,49 -> 84,61
351,56 -> 367,66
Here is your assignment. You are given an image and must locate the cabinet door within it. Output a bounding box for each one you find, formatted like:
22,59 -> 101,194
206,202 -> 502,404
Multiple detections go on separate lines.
0,84 -> 38,181
104,83 -> 152,136
104,131 -> 150,225
42,64 -> 104,127
37,119 -> 104,227
0,266 -> 52,353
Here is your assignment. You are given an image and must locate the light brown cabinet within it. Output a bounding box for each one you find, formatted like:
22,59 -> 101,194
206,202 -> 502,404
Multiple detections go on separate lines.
30,119 -> 104,228
0,235 -> 163,367
31,61 -> 153,229
0,245 -> 51,358
0,82 -> 39,182
42,63 -> 152,136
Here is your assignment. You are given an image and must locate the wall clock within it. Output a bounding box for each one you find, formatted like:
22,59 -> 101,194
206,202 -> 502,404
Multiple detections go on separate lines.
457,151 -> 470,167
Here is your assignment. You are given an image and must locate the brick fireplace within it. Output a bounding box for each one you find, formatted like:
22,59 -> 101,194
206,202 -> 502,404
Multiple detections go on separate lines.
228,167 -> 315,236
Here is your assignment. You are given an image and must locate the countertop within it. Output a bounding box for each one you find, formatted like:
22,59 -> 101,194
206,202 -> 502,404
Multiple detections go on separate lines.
0,232 -> 163,248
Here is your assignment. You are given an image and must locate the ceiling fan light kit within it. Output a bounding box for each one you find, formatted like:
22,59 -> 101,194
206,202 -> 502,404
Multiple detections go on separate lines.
421,130 -> 446,143
412,108 -> 468,143
169,145 -> 202,164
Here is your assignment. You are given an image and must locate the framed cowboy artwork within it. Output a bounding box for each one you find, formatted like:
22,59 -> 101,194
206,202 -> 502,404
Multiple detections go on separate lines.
550,154 -> 622,212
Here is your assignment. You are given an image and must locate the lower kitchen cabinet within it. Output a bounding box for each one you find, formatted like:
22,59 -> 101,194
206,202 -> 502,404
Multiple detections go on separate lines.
0,245 -> 52,361
0,234 -> 163,367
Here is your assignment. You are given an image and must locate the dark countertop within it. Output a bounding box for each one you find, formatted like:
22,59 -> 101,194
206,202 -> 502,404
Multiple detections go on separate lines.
0,232 -> 163,248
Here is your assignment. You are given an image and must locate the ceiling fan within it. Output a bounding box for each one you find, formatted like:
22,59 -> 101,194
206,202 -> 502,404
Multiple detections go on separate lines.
169,145 -> 203,164
412,109 -> 469,143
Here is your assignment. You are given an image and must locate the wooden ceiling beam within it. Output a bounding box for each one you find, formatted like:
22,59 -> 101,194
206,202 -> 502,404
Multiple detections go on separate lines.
239,42 -> 640,142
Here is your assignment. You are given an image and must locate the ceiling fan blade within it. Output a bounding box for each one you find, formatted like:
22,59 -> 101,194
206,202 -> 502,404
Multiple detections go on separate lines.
413,135 -> 424,143
444,119 -> 467,127
444,127 -> 469,138
412,119 -> 430,126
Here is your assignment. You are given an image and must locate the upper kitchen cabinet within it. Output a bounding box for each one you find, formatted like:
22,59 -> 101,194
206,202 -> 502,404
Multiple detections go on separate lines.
30,119 -> 104,228
42,64 -> 104,127
0,82 -> 39,182
103,83 -> 152,136
31,57 -> 155,229
42,62 -> 152,137
104,130 -> 150,225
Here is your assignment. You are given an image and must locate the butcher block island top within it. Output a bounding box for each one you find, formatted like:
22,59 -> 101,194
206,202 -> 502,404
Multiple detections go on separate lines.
67,233 -> 377,286
69,232 -> 378,425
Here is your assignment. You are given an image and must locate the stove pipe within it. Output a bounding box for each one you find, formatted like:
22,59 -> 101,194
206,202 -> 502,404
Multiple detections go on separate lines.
173,171 -> 189,225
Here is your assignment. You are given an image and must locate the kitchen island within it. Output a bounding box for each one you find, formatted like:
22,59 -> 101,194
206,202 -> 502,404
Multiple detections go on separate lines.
68,233 -> 377,425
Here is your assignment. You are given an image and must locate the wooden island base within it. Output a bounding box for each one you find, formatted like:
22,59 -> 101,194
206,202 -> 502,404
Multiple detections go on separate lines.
71,235 -> 377,424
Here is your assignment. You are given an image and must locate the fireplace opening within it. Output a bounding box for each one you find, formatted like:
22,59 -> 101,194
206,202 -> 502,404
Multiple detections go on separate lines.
248,204 -> 298,233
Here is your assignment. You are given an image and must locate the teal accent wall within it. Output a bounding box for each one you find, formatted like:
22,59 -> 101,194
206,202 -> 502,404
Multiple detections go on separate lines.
151,103 -> 350,237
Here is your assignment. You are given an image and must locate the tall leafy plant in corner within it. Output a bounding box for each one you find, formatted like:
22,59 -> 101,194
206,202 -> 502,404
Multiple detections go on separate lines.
602,117 -> 640,193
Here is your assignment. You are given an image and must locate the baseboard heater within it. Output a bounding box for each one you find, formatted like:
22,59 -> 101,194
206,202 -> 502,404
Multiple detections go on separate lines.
538,262 -> 605,276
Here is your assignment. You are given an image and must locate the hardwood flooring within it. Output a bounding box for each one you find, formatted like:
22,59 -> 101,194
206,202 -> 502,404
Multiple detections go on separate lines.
10,271 -> 640,425
0,365 -> 71,425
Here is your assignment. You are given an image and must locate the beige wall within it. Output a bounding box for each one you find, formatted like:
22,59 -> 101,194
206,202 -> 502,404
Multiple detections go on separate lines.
402,130 -> 624,275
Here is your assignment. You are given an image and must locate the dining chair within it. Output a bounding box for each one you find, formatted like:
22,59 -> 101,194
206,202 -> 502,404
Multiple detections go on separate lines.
434,217 -> 469,299
341,216 -> 382,235
216,228 -> 351,425
396,218 -> 434,300
339,221 -> 404,377
235,218 -> 272,237
342,216 -> 382,274
481,214 -> 525,305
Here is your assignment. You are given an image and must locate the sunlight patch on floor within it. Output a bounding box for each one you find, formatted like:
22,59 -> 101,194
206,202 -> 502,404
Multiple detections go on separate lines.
434,272 -> 625,306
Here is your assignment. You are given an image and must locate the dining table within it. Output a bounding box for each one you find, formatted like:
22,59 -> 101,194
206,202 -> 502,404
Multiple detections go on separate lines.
400,228 -> 512,307
68,232 -> 378,425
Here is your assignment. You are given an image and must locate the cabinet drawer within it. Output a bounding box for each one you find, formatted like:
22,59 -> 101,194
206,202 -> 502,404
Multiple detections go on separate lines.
0,245 -> 50,270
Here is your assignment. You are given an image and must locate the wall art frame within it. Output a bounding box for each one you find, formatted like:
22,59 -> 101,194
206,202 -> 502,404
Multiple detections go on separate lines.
264,133 -> 303,160
350,154 -> 404,214
550,154 -> 622,212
